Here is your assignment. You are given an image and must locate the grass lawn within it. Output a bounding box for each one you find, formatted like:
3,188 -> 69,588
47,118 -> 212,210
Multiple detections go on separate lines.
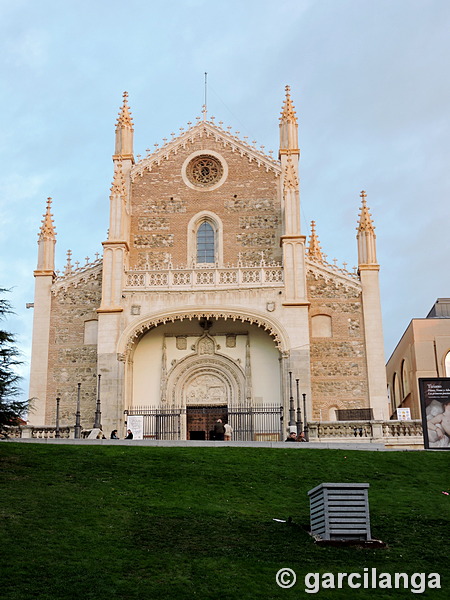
0,443 -> 449,599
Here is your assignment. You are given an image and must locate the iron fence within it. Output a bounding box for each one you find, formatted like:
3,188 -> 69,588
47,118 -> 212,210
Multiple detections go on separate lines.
125,403 -> 283,441
125,407 -> 183,440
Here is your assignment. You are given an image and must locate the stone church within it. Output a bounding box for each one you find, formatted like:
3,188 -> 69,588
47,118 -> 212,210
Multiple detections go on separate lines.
28,87 -> 388,439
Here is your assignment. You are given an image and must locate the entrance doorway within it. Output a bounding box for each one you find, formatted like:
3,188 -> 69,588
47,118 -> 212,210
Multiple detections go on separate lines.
186,405 -> 228,440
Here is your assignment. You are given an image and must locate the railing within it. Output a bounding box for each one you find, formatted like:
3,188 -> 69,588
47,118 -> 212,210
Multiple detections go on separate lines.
124,263 -> 283,290
1,426 -> 72,439
307,420 -> 423,446
126,404 -> 284,441
3,420 -> 424,447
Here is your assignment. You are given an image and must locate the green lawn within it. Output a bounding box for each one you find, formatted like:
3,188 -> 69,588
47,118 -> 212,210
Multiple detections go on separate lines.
0,443 -> 449,599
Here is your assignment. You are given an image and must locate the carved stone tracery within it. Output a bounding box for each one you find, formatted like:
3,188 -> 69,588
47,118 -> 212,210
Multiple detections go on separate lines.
186,155 -> 223,187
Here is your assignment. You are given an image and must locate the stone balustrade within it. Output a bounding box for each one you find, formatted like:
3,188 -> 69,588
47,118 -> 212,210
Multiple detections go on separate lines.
3,426 -> 72,439
124,263 -> 284,291
307,420 -> 424,448
3,420 -> 424,448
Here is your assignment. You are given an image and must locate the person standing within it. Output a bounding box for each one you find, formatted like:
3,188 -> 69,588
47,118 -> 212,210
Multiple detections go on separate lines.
213,419 -> 225,441
224,422 -> 233,441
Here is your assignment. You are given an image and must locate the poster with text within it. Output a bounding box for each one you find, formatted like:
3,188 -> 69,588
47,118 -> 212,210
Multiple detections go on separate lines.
419,378 -> 450,449
127,415 -> 144,440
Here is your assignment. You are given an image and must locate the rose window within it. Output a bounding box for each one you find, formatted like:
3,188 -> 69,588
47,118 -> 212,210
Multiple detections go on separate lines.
186,155 -> 223,187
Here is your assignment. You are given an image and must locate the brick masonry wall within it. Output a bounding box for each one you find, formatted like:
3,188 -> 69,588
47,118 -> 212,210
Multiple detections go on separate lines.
46,270 -> 102,428
307,271 -> 369,420
130,138 -> 281,268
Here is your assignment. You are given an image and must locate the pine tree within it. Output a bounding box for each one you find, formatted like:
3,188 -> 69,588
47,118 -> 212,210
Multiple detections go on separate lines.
0,289 -> 26,434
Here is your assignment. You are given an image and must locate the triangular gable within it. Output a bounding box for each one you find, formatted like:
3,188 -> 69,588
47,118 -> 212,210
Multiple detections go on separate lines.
131,120 -> 281,181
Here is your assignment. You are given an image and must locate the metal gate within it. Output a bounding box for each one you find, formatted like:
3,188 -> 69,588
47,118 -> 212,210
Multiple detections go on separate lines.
125,404 -> 283,441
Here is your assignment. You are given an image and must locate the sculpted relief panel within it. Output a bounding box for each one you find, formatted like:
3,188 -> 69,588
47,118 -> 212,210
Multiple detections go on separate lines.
185,373 -> 227,405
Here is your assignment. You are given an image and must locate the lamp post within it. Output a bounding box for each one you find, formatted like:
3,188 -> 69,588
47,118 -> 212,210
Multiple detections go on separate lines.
288,371 -> 295,429
296,378 -> 303,435
74,382 -> 82,439
94,374 -> 102,429
55,397 -> 60,438
302,393 -> 309,441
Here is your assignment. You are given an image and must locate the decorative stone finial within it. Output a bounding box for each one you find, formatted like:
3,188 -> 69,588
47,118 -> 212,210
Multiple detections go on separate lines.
280,84 -> 297,123
39,197 -> 56,241
357,191 -> 375,234
64,249 -> 73,275
116,91 -> 134,130
307,221 -> 324,262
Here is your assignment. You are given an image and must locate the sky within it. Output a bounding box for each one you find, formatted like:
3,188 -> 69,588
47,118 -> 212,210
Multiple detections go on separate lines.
1,0 -> 449,399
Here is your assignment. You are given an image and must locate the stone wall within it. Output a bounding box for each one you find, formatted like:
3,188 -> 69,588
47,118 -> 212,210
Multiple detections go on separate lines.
130,138 -> 281,268
307,270 -> 369,420
46,269 -> 102,428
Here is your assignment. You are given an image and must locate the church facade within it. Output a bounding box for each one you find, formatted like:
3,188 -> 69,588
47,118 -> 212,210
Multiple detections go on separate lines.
28,88 -> 388,438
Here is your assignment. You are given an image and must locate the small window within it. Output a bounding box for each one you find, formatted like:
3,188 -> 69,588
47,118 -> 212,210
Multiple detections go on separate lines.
311,314 -> 332,338
197,221 -> 215,263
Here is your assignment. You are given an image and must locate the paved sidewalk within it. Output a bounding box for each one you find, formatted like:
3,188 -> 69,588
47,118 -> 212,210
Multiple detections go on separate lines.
1,438 -> 398,450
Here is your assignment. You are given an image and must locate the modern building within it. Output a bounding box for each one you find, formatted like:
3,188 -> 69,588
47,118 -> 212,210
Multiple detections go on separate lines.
386,298 -> 450,419
28,88 -> 388,439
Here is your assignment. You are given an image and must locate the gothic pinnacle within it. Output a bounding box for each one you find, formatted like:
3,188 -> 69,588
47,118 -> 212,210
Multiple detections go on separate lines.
280,84 -> 297,123
357,190 -> 375,234
116,91 -> 134,130
307,220 -> 324,262
39,197 -> 56,240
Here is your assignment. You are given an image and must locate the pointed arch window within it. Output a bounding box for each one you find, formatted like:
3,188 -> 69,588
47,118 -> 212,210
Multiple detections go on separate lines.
197,221 -> 215,264
187,211 -> 223,267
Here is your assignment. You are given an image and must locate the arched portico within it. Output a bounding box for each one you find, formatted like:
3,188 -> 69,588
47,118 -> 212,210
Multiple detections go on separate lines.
121,311 -> 286,439
118,306 -> 291,360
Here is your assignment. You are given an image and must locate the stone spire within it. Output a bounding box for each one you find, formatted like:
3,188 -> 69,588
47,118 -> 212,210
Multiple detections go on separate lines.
36,198 -> 56,273
280,85 -> 297,122
30,198 -> 57,424
307,221 -> 323,262
357,190 -> 375,234
356,190 -> 388,419
279,87 -> 301,237
114,91 -> 134,162
39,197 -> 56,241
279,85 -> 299,159
357,191 -> 378,266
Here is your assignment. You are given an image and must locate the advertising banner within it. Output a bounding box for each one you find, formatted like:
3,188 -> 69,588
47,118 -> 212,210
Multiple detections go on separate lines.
419,378 -> 450,449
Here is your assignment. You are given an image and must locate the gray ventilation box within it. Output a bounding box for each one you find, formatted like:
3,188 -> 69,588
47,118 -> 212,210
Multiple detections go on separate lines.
308,483 -> 372,541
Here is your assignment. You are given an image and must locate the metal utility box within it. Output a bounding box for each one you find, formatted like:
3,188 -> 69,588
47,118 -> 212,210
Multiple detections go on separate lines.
308,483 -> 371,541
